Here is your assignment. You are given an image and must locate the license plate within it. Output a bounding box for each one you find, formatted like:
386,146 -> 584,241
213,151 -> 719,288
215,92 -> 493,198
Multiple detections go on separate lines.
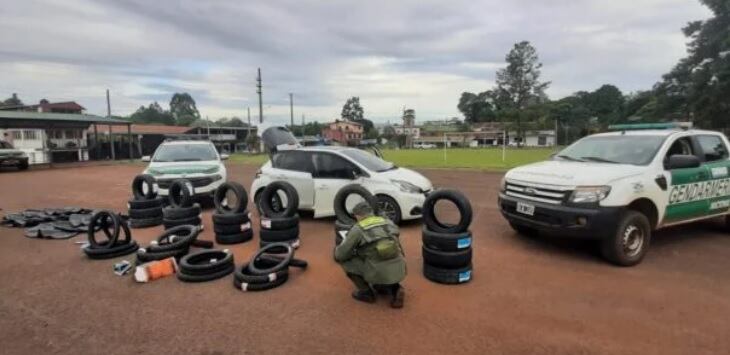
516,202 -> 535,216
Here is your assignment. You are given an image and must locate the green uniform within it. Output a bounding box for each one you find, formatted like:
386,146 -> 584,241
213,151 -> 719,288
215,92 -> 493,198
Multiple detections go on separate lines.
334,216 -> 406,286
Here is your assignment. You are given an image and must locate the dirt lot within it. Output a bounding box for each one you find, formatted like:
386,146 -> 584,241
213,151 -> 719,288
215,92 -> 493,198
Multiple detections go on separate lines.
1,163 -> 729,355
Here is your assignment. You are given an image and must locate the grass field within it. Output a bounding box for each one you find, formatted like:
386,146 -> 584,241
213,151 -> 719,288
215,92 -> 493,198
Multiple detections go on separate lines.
229,147 -> 558,171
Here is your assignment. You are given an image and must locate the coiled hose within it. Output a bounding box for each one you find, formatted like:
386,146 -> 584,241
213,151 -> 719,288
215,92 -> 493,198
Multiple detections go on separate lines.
82,210 -> 139,259
136,225 -> 212,264
233,243 -> 307,292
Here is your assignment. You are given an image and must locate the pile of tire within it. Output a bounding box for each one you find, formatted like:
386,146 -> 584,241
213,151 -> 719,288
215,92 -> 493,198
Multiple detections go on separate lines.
212,182 -> 253,245
233,242 -> 307,292
177,249 -> 235,282
162,179 -> 203,230
82,210 -> 139,260
136,225 -> 213,264
421,189 -> 474,285
128,174 -> 164,228
333,184 -> 380,246
258,181 -> 300,248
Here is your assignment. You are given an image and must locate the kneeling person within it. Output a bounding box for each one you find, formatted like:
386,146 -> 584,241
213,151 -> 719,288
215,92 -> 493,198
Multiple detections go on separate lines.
334,202 -> 406,308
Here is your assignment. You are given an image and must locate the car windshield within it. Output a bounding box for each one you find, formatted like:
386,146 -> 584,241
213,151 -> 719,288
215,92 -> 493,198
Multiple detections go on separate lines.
153,144 -> 218,162
555,135 -> 666,166
340,149 -> 394,172
0,141 -> 13,149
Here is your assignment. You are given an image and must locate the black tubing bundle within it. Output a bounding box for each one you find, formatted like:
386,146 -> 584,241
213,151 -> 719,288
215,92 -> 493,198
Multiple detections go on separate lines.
212,182 -> 253,245
136,225 -> 212,264
83,211 -> 139,259
233,242 -> 307,292
128,174 -> 164,229
177,249 -> 235,282
258,181 -> 300,248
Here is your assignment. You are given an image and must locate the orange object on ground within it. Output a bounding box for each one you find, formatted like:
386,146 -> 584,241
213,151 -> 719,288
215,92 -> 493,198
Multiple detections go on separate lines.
134,257 -> 178,283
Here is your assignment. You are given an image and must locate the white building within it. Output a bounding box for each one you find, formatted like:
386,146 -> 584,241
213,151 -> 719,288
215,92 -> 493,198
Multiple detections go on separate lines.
0,128 -> 89,164
508,130 -> 556,147
393,125 -> 420,139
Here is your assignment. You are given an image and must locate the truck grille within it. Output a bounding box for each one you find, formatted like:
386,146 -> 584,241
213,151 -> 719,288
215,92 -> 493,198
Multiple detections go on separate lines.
156,177 -> 214,189
504,180 -> 572,205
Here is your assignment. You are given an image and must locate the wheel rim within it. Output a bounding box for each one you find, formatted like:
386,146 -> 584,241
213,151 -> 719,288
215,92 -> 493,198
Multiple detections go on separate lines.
622,224 -> 644,257
378,200 -> 397,222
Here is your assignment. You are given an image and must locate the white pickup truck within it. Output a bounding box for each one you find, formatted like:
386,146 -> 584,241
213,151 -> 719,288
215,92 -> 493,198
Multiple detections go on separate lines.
499,123 -> 730,266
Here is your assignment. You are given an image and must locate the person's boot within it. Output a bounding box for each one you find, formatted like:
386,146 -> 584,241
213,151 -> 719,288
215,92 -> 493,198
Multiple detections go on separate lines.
390,284 -> 405,309
347,274 -> 375,304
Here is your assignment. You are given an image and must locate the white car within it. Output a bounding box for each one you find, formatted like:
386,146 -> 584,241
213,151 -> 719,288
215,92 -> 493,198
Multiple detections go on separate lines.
251,126 -> 433,224
142,140 -> 228,198
414,143 -> 436,149
499,122 -> 730,266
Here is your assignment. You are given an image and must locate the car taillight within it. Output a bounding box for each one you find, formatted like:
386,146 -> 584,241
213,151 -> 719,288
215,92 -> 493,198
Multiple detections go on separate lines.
255,169 -> 262,179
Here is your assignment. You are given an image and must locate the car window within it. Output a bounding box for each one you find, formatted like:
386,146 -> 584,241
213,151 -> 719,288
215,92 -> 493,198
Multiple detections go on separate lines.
272,151 -> 314,173
340,149 -> 394,172
312,153 -> 358,179
665,137 -> 694,159
555,135 -> 665,165
696,135 -> 728,162
152,144 -> 218,162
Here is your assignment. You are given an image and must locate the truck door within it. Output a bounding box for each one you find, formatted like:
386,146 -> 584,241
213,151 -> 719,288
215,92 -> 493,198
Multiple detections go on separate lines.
695,134 -> 730,216
663,136 -> 709,223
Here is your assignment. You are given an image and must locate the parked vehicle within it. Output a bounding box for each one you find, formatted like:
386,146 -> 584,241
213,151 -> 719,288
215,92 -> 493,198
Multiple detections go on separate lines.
499,123 -> 730,266
252,126 -> 433,224
142,140 -> 228,198
0,141 -> 29,170
414,142 -> 436,149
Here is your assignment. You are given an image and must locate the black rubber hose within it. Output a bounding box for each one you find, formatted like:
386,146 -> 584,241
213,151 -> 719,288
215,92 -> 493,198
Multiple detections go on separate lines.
83,212 -> 138,259
247,243 -> 293,275
136,225 -> 201,263
177,249 -> 235,282
87,210 -> 120,248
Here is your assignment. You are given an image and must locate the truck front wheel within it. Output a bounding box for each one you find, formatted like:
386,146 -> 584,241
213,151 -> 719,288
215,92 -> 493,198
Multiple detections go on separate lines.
601,210 -> 651,266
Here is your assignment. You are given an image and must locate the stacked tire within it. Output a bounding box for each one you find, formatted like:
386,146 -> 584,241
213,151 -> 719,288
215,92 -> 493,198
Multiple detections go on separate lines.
421,189 -> 474,285
212,182 -> 253,245
177,249 -> 235,283
128,174 -> 164,228
162,179 -> 203,230
83,211 -> 139,260
259,181 -> 300,248
332,184 -> 380,246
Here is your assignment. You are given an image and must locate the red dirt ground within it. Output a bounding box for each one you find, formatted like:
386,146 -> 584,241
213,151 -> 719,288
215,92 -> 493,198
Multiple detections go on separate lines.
1,163 -> 729,355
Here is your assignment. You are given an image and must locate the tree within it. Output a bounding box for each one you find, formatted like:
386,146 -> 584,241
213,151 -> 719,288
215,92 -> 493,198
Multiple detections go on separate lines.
457,91 -> 496,123
2,93 -> 23,107
216,117 -> 245,127
341,97 -> 364,121
583,84 -> 625,126
169,93 -> 200,126
652,0 -> 730,129
129,102 -> 175,125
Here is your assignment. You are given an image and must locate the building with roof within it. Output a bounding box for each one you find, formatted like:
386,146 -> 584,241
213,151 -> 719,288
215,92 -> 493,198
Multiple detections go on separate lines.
0,111 -> 131,164
0,99 -> 86,114
321,120 -> 362,145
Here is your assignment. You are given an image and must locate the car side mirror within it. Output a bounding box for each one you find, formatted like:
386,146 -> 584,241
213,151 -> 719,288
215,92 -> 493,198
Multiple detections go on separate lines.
141,156 -> 151,162
666,154 -> 700,170
220,154 -> 229,160
350,170 -> 361,180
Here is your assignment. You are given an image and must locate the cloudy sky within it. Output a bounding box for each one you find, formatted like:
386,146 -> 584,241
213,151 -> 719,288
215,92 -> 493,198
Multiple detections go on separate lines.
0,0 -> 712,125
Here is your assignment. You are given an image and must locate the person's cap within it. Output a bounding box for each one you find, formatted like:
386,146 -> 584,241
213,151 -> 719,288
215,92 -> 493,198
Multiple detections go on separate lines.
352,201 -> 374,216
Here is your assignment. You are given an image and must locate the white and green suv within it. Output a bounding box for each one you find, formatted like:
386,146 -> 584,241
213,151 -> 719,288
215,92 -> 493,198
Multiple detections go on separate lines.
499,123 -> 730,266
142,140 -> 228,199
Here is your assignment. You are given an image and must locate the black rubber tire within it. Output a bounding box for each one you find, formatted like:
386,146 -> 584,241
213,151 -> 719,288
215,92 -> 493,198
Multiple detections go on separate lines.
422,245 -> 472,269
132,174 -> 157,200
163,216 -> 202,230
214,221 -> 252,235
212,211 -> 251,225
84,241 -> 140,260
422,228 -> 473,252
216,229 -> 254,245
179,249 -> 234,272
137,247 -> 188,263
214,182 -> 248,214
128,206 -> 163,219
333,184 -> 379,225
178,263 -> 234,282
87,211 -> 120,248
422,189 -> 472,234
163,204 -> 201,220
234,272 -> 289,291
234,260 -> 289,284
18,160 -> 29,170
129,216 -> 163,229
260,214 -> 299,230
260,226 -> 299,242
168,179 -> 194,208
247,243 -> 294,275
376,194 -> 402,225
147,225 -> 201,253
600,211 -> 651,267
423,263 -> 472,285
261,181 -> 299,218
509,222 -> 539,237
127,196 -> 164,210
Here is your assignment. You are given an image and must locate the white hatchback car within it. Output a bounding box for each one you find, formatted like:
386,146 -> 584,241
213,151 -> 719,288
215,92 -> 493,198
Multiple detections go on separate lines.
142,140 -> 228,198
251,126 -> 433,224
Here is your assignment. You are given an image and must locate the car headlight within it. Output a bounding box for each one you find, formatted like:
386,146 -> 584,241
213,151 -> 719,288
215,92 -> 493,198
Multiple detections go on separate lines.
211,174 -> 223,182
391,179 -> 421,194
570,186 -> 611,203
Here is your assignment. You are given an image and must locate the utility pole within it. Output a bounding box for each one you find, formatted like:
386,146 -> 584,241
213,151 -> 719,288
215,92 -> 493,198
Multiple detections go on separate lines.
301,113 -> 305,138
256,68 -> 263,124
106,89 -> 115,160
289,93 -> 294,129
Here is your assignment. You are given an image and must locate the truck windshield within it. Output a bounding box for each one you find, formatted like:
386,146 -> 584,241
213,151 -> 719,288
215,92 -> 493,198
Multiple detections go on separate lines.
340,149 -> 394,172
153,144 -> 218,162
556,135 -> 666,166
